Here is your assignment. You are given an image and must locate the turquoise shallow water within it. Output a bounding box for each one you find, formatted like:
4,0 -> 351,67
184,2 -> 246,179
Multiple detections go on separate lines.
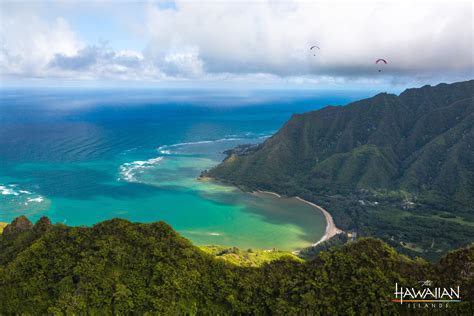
0,88 -> 368,250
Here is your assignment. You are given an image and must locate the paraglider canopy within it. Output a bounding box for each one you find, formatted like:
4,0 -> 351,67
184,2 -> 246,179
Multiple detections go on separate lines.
375,59 -> 388,72
310,45 -> 320,56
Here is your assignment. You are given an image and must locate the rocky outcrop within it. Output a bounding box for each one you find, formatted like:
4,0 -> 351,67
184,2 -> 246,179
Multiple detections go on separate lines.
2,216 -> 33,236
32,216 -> 52,233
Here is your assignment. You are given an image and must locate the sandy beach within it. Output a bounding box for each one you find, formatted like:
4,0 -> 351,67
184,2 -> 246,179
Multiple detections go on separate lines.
0,222 -> 8,234
255,190 -> 343,246
295,197 -> 343,246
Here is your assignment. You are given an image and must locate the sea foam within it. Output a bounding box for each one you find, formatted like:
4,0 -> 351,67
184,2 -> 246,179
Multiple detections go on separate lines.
182,230 -> 223,236
156,132 -> 274,153
119,157 -> 164,182
156,137 -> 245,153
0,184 -> 45,206
0,185 -> 19,196
27,197 -> 44,203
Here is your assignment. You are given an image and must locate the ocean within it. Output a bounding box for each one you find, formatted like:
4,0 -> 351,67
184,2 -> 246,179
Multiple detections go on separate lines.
0,88 -> 369,250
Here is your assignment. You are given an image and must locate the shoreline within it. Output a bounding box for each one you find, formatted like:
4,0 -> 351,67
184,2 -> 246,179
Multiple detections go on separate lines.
256,190 -> 343,247
294,197 -> 343,246
198,177 -> 343,249
254,190 -> 282,198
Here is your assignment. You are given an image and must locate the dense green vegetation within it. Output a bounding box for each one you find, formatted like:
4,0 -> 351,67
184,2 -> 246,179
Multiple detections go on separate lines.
1,81 -> 472,312
299,232 -> 349,260
200,245 -> 302,267
206,80 -> 474,259
1,216 -> 473,314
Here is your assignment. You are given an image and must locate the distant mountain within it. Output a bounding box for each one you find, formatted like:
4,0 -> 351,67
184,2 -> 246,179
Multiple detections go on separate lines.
1,216 -> 473,313
206,80 -> 474,259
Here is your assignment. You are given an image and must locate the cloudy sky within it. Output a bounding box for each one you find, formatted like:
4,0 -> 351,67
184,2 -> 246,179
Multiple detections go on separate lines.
0,0 -> 472,88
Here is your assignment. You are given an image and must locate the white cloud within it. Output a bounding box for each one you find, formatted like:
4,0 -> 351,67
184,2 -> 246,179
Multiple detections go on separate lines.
144,0 -> 473,78
161,46 -> 204,77
0,4 -> 81,77
0,2 -> 157,81
47,42 -> 157,80
0,0 -> 472,85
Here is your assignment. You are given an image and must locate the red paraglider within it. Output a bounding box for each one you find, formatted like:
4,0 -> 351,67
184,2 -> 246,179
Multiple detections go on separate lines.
375,59 -> 388,72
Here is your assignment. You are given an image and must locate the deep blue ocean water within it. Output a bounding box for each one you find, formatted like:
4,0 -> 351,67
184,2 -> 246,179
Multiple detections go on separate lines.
0,88 -> 370,249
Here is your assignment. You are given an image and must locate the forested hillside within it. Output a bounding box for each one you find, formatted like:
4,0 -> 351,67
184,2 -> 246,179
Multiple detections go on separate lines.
206,80 -> 474,259
1,216 -> 473,314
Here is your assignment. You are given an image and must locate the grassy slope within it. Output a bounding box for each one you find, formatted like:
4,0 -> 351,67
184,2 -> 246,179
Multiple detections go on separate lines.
200,245 -> 302,267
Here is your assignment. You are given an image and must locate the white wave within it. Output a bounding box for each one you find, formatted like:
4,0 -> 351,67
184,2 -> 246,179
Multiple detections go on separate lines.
157,140 -> 215,151
119,156 -> 164,182
156,137 -> 245,151
156,131 -> 276,152
182,230 -> 223,236
155,132 -> 275,157
207,232 -> 222,236
0,185 -> 19,195
26,197 -> 44,203
1,184 -> 45,206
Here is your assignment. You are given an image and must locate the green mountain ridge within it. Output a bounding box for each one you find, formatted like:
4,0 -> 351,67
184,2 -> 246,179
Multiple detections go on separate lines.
206,80 -> 474,259
1,216 -> 473,314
